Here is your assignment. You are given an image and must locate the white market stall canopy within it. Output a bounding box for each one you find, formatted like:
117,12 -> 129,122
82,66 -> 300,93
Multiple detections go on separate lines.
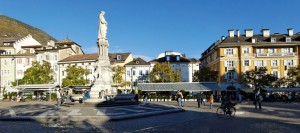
17,84 -> 59,91
262,88 -> 300,92
137,82 -> 221,92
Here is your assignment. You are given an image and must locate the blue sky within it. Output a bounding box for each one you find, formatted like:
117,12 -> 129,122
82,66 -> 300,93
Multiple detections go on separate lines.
1,0 -> 300,61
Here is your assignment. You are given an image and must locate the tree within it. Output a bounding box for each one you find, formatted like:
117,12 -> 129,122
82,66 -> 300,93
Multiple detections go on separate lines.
193,67 -> 218,82
12,61 -> 53,85
62,65 -> 89,87
112,66 -> 131,88
242,67 -> 277,89
149,62 -> 181,83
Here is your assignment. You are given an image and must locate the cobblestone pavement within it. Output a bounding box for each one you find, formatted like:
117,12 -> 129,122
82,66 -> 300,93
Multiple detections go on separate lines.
0,101 -> 183,121
0,101 -> 299,133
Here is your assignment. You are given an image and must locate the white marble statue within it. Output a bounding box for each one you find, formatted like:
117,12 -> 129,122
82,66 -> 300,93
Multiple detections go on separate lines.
98,11 -> 107,39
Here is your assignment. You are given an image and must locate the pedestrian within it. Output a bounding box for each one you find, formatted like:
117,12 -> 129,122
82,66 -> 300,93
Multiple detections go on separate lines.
177,91 -> 184,107
208,94 -> 214,109
254,90 -> 262,109
201,92 -> 206,105
288,94 -> 292,103
143,92 -> 149,105
238,93 -> 242,103
197,92 -> 201,108
56,89 -> 62,107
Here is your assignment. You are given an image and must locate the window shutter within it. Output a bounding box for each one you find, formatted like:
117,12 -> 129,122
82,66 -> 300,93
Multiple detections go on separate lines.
263,60 -> 267,66
242,48 -> 245,54
275,49 -> 277,53
254,60 -> 257,66
249,48 -> 251,53
293,60 -> 296,66
224,73 -> 227,79
277,60 -> 280,66
290,48 -> 293,52
224,61 -> 227,67
242,60 -> 244,66
249,60 -> 251,66
284,60 -> 287,66
233,49 -> 236,54
224,49 -> 227,55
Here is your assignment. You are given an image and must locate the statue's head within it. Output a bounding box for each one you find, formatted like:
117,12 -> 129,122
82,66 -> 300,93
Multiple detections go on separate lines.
101,11 -> 105,15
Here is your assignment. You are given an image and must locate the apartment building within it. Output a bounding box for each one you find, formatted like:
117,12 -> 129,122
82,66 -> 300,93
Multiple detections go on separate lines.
200,28 -> 300,85
149,51 -> 200,82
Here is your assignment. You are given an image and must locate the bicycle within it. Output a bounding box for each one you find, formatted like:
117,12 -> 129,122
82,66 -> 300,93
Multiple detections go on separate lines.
216,102 -> 236,118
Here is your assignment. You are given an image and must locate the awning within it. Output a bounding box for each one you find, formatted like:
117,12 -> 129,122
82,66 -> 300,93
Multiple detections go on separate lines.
137,82 -> 221,92
262,88 -> 300,92
17,84 -> 59,92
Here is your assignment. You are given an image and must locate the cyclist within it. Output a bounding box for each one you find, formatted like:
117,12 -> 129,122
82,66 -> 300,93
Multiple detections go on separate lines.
221,93 -> 234,113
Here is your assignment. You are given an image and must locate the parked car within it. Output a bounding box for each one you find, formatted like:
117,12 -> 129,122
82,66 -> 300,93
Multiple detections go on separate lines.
70,94 -> 83,103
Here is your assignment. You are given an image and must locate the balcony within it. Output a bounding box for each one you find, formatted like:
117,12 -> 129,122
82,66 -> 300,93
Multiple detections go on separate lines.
255,52 -> 296,57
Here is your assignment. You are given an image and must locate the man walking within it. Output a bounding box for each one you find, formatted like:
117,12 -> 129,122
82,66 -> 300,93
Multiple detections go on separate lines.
197,92 -> 201,108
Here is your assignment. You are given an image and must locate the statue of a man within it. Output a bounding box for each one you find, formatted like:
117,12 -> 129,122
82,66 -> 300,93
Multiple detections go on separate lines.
98,11 -> 107,39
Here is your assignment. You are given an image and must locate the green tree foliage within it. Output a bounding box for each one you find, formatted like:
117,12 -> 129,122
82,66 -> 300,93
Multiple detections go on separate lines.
112,66 -> 131,88
242,67 -> 277,89
149,62 -> 181,83
62,65 -> 88,87
12,61 -> 53,85
192,67 -> 218,82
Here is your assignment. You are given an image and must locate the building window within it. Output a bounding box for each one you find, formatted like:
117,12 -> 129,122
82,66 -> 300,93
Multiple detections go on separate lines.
3,42 -> 10,46
282,48 -> 292,53
132,70 -> 136,76
227,61 -> 234,67
244,60 -> 249,66
46,55 -> 50,60
271,60 -> 278,66
251,38 -> 257,43
54,55 -> 58,61
166,56 -> 170,61
286,37 -> 291,42
257,60 -> 264,66
176,55 -> 180,61
136,61 -> 139,64
268,48 -> 275,53
145,70 -> 149,75
286,60 -> 294,66
62,71 -> 65,76
243,48 -> 250,54
226,48 -> 233,55
139,70 -> 143,75
89,69 -> 92,74
117,55 -> 121,60
271,37 -> 276,43
127,71 -> 131,76
272,71 -> 278,78
256,48 -> 264,53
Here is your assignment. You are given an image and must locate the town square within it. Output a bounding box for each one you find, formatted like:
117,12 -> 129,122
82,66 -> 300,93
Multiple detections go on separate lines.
1,0 -> 300,133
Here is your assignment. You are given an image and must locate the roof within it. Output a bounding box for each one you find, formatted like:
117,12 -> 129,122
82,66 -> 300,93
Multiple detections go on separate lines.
59,53 -> 98,62
149,55 -> 192,63
201,31 -> 300,58
109,53 -> 131,63
125,57 -> 150,65
0,37 -> 22,47
56,38 -> 81,47
137,82 -> 221,92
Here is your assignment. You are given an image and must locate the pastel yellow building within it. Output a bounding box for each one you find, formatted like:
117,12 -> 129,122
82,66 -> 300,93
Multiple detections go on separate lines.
200,29 -> 299,84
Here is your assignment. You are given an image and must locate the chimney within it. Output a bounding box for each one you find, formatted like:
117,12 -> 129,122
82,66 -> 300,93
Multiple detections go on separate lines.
236,29 -> 240,37
288,28 -> 294,36
261,29 -> 270,37
228,29 -> 235,37
245,29 -> 253,37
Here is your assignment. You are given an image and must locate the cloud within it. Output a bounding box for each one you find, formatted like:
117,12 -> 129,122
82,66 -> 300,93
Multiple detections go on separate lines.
133,54 -> 153,62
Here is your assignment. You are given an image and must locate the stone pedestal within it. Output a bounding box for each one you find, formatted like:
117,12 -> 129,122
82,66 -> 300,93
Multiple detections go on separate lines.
85,39 -> 114,103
